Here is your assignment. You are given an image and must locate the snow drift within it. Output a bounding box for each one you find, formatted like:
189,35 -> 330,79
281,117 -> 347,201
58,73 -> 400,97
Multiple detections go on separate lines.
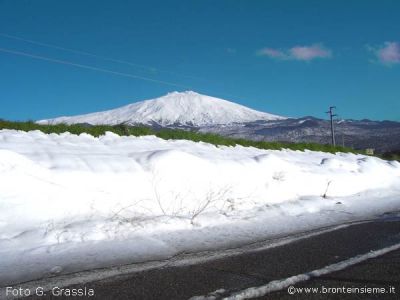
0,129 -> 400,285
37,91 -> 285,126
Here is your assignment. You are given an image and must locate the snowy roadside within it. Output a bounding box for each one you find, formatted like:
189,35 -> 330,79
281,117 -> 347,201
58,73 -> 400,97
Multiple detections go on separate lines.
0,129 -> 399,286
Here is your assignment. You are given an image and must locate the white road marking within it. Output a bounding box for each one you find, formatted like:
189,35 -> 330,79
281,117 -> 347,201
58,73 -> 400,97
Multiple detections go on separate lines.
218,242 -> 400,299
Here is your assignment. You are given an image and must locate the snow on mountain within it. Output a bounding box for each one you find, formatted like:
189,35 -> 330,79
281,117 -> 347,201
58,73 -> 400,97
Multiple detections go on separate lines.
38,91 -> 286,126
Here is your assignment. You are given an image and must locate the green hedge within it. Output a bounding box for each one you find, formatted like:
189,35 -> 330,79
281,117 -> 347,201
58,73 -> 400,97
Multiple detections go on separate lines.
0,119 -> 357,154
380,150 -> 400,162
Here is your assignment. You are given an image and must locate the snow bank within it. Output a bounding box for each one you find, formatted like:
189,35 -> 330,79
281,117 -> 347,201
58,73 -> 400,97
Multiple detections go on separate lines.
0,129 -> 399,285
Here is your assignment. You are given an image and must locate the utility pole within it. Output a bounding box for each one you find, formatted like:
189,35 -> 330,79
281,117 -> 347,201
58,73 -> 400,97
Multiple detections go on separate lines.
326,106 -> 337,146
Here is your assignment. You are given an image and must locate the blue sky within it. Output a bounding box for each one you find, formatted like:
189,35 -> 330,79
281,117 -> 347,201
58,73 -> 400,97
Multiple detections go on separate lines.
0,0 -> 399,121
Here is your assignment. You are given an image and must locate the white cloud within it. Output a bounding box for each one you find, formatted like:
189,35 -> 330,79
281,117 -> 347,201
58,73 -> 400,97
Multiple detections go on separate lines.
370,42 -> 400,65
257,44 -> 332,61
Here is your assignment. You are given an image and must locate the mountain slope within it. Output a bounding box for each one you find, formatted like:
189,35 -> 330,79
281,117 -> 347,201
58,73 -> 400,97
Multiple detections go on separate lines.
198,117 -> 400,153
38,91 -> 286,126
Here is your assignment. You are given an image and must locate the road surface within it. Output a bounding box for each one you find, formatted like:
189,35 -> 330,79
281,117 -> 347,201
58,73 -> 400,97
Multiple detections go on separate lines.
5,218 -> 400,300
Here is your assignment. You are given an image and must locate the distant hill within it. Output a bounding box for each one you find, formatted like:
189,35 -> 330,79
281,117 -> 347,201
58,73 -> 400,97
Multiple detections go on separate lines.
197,117 -> 400,153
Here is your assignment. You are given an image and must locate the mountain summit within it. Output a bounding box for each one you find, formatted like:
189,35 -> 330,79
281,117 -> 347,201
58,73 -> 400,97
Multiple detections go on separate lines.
38,91 -> 286,126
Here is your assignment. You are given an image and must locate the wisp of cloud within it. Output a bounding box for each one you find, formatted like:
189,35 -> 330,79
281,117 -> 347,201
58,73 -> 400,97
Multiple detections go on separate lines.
257,44 -> 331,61
376,42 -> 400,65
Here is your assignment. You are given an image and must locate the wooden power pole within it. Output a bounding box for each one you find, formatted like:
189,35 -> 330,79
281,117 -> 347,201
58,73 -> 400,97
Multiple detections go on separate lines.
326,106 -> 337,146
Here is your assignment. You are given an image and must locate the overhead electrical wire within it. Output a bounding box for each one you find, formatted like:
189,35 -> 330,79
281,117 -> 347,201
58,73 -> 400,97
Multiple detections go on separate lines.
0,33 -> 205,81
0,47 -> 193,89
0,32 -> 254,102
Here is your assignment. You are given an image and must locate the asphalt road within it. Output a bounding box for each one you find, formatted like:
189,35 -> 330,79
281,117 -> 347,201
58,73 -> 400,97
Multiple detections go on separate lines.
267,248 -> 400,300
15,219 -> 400,300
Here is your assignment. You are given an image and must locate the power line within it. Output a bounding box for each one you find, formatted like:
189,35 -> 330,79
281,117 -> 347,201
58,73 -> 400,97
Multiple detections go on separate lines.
0,33 -> 265,105
0,47 -> 193,89
0,32 -> 205,81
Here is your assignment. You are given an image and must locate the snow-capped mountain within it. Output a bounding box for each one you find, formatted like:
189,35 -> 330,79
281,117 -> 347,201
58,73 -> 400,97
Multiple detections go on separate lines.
38,91 -> 286,126
36,91 -> 400,153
